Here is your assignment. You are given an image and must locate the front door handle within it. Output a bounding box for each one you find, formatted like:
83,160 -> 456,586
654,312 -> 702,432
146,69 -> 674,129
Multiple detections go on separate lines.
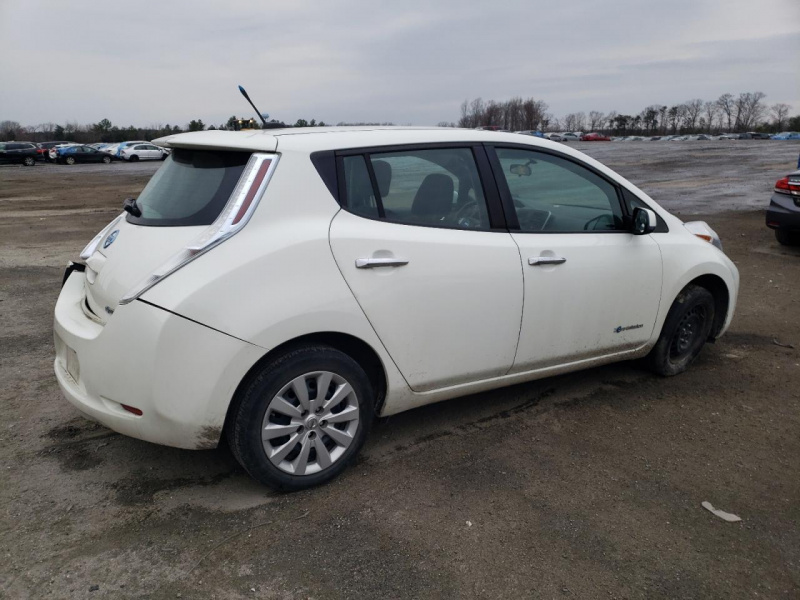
528,256 -> 567,266
355,257 -> 410,269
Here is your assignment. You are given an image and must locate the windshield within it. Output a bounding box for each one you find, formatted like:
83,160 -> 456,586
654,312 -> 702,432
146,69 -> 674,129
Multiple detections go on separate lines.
126,148 -> 251,227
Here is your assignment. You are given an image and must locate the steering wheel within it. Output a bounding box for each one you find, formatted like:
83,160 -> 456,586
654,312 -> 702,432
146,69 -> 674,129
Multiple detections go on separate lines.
453,201 -> 480,228
584,214 -> 615,231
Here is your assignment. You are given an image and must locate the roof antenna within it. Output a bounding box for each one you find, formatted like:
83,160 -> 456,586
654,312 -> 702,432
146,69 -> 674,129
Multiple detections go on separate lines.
238,85 -> 269,128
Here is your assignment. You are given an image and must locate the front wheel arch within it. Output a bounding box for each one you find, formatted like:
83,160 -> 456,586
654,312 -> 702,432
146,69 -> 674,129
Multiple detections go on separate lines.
686,274 -> 729,340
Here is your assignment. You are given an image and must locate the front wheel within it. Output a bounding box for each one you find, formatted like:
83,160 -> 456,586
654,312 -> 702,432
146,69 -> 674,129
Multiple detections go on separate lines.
775,229 -> 800,246
23,156 -> 35,167
128,154 -> 139,162
644,284 -> 715,376
226,345 -> 374,491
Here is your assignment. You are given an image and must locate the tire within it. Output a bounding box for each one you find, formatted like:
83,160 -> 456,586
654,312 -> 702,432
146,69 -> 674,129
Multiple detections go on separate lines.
23,156 -> 35,167
775,229 -> 800,246
129,154 -> 139,162
644,284 -> 715,376
65,156 -> 76,165
226,345 -> 374,491
102,155 -> 112,164
160,153 -> 168,161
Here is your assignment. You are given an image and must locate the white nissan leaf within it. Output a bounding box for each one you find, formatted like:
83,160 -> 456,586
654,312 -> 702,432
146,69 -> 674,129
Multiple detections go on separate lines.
54,127 -> 739,490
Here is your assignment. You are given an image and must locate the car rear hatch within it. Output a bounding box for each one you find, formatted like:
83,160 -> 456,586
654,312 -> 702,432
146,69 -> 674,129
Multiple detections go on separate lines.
81,144 -> 277,323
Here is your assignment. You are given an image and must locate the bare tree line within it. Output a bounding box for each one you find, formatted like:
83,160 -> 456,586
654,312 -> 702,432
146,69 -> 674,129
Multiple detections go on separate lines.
1,91 -> 797,143
457,92 -> 797,135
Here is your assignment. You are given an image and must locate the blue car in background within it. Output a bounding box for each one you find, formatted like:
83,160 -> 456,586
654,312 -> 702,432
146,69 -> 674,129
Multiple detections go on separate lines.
52,144 -> 114,165
771,132 -> 800,140
516,130 -> 546,138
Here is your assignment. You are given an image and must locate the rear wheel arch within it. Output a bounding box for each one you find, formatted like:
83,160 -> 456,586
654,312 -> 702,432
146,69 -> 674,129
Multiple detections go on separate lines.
223,332 -> 388,436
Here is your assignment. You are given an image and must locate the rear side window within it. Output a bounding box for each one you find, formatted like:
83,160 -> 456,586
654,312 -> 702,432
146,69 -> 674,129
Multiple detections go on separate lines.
342,155 -> 380,219
368,148 -> 490,230
127,148 -> 251,227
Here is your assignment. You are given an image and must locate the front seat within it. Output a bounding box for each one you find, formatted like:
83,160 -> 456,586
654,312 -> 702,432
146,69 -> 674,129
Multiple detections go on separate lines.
411,174 -> 453,223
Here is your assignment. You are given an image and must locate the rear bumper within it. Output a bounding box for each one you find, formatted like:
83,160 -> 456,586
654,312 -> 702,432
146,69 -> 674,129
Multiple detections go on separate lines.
54,272 -> 264,449
766,193 -> 800,232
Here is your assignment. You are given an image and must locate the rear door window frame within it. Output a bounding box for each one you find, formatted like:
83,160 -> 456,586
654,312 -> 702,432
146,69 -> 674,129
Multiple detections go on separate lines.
332,142 -> 508,232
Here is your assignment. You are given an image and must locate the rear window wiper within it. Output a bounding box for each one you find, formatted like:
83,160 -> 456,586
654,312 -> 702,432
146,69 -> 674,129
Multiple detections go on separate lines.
123,197 -> 141,217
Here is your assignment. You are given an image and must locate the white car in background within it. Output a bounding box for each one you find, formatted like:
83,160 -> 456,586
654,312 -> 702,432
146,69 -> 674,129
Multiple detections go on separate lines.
560,132 -> 581,142
120,143 -> 169,161
54,127 -> 739,490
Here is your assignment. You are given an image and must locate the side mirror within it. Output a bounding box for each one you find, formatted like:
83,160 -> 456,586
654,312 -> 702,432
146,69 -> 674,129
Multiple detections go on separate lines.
631,207 -> 657,235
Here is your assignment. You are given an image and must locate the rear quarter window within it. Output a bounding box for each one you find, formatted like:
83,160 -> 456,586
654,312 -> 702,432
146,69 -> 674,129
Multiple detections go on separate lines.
126,148 -> 252,227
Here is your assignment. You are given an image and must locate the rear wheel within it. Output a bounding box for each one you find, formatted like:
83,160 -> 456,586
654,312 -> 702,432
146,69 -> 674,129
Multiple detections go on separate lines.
23,156 -> 35,167
102,155 -> 111,164
775,229 -> 800,246
644,284 -> 715,376
65,156 -> 76,165
129,154 -> 139,162
226,345 -> 374,491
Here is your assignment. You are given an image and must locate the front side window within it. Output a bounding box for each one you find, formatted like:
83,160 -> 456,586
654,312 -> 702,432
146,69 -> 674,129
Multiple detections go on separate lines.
496,148 -> 623,232
127,148 -> 251,227
364,148 -> 490,230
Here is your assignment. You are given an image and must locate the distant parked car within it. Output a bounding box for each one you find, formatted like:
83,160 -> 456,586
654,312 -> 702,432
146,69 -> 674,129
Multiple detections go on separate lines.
649,136 -> 663,141
771,132 -> 800,140
686,135 -> 711,141
747,132 -> 771,140
516,130 -> 546,138
120,143 -> 169,162
113,141 -> 149,157
0,142 -> 38,166
37,141 -> 72,162
53,144 -> 114,165
580,132 -> 611,141
560,132 -> 581,142
546,133 -> 564,142
766,170 -> 800,245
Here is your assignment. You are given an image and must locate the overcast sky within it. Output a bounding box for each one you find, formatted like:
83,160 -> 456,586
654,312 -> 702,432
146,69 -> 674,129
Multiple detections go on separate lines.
1,0 -> 798,128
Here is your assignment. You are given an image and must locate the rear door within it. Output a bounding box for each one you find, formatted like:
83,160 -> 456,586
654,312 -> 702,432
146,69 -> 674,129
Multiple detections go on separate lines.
329,145 -> 523,392
489,145 -> 663,372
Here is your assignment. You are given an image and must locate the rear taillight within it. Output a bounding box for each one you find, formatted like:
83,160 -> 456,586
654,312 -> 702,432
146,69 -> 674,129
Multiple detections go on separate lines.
119,152 -> 278,305
775,176 -> 800,196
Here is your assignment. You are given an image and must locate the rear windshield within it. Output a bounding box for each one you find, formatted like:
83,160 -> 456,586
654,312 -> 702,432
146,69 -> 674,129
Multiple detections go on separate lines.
126,148 -> 251,227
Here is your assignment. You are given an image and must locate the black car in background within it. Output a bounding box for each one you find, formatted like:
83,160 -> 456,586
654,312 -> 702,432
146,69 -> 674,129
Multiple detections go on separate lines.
766,170 -> 800,245
0,142 -> 38,166
53,144 -> 113,165
37,141 -> 73,162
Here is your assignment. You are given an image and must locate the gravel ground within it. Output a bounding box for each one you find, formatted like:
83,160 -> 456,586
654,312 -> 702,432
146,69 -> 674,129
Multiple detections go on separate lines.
1,141 -> 799,599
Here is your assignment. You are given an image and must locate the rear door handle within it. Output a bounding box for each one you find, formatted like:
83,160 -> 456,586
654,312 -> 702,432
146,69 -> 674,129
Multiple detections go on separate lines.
528,256 -> 567,266
355,257 -> 410,269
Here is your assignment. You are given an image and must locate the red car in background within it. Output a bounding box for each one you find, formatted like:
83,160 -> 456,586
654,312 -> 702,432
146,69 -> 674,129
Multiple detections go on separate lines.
580,132 -> 611,141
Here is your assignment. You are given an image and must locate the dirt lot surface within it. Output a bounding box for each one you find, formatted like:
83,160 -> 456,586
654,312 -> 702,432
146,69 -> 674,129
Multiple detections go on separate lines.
1,142 -> 799,599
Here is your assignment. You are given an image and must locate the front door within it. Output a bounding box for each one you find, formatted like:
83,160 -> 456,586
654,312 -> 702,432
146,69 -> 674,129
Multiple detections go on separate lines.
329,146 -> 523,392
490,146 -> 663,372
